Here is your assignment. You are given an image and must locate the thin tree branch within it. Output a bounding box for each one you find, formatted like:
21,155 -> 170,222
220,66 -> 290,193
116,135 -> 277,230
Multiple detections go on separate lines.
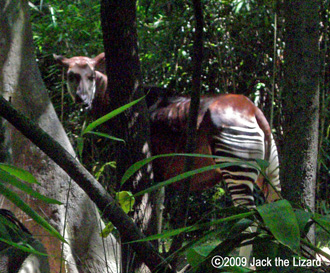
0,96 -> 174,273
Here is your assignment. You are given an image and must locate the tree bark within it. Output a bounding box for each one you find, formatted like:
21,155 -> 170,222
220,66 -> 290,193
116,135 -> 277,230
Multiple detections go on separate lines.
0,1 -> 119,272
281,0 -> 319,240
100,0 -> 160,271
100,0 -> 153,194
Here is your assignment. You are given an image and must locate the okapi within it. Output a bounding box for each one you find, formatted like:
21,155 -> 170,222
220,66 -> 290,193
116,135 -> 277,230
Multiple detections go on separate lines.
53,53 -> 281,262
53,52 -> 281,207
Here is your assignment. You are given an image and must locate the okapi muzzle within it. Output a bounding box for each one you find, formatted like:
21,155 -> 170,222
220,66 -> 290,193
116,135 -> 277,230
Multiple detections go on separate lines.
53,53 -> 105,110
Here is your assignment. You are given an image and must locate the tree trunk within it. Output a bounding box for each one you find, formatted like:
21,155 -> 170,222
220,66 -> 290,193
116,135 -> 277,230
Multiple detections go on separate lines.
100,0 -> 159,271
281,0 -> 319,241
100,0 -> 153,194
0,1 -> 119,272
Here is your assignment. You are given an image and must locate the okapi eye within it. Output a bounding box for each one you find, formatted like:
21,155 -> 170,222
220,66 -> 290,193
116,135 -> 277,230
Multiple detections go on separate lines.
88,75 -> 95,81
68,72 -> 80,82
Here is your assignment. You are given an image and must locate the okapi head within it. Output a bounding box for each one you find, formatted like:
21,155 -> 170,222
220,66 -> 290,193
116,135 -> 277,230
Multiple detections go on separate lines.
54,52 -> 172,116
53,53 -> 106,110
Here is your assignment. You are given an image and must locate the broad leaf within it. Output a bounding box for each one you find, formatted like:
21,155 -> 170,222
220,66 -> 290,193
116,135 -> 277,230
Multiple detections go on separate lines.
186,246 -> 214,268
100,191 -> 135,237
294,209 -> 312,237
312,213 -> 330,234
116,191 -> 135,214
256,200 -> 300,254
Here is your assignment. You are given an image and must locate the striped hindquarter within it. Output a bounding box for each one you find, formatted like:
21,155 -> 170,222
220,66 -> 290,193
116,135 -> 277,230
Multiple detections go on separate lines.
209,121 -> 281,260
212,125 -> 280,208
150,94 -> 281,209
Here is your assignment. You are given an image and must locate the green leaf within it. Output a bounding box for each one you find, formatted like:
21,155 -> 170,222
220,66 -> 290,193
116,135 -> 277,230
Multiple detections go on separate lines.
76,136 -> 84,160
95,161 -> 116,180
0,164 -> 40,185
0,169 -> 61,205
0,183 -> 66,243
0,238 -> 48,257
116,191 -> 135,214
188,246 -> 252,272
212,187 -> 225,201
0,216 -> 16,241
186,246 -> 214,267
256,200 -> 300,254
128,211 -> 255,243
101,191 -> 135,238
122,153 -> 259,187
200,219 -> 256,267
85,131 -> 125,143
100,222 -> 114,238
82,95 -> 145,135
255,159 -> 269,172
133,159 -> 256,197
294,209 -> 312,237
312,213 -> 330,234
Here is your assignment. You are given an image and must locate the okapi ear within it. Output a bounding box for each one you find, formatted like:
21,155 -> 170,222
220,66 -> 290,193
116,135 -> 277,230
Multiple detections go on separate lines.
53,54 -> 70,67
93,52 -> 106,73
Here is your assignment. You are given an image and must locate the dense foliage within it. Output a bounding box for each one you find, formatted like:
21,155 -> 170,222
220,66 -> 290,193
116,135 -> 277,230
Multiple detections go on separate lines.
30,0 -> 329,209
29,0 -> 330,270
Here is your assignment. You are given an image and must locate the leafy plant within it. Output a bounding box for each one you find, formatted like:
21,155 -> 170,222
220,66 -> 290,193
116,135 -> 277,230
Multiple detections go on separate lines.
0,209 -> 49,257
100,191 -> 135,237
76,96 -> 146,237
29,0 -> 330,270
0,164 -> 66,255
77,95 -> 145,159
119,153 -> 330,271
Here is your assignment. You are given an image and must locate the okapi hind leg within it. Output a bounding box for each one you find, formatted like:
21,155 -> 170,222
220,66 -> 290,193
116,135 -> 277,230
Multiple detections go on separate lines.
211,126 -> 264,263
226,181 -> 257,263
226,181 -> 256,209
